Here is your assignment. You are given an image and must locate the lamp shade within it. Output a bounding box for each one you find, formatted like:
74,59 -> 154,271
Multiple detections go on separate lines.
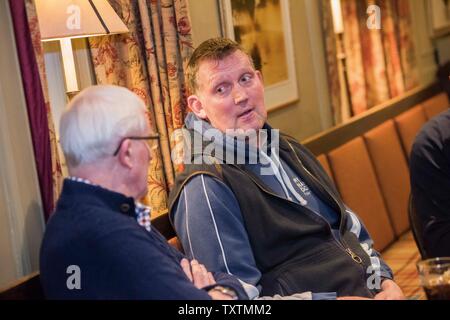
35,0 -> 129,41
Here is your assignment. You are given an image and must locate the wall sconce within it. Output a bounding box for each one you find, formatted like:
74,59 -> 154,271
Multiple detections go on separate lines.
330,0 -> 353,121
35,0 -> 129,99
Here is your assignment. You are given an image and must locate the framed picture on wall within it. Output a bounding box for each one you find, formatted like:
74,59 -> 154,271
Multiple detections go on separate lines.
219,0 -> 298,111
428,0 -> 450,38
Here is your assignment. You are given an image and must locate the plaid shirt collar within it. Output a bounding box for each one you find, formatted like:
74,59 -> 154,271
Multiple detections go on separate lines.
68,177 -> 152,232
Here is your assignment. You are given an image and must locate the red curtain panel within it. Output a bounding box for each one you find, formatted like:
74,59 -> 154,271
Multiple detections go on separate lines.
9,0 -> 54,220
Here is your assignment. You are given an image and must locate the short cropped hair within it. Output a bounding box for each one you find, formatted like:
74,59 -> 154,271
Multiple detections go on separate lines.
185,37 -> 253,94
59,85 -> 148,167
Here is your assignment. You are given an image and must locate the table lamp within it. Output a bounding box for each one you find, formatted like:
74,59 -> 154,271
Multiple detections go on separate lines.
35,0 -> 129,99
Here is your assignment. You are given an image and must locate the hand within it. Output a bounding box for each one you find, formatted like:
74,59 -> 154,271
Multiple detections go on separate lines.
207,289 -> 235,300
180,258 -> 216,289
337,296 -> 373,300
373,279 -> 405,300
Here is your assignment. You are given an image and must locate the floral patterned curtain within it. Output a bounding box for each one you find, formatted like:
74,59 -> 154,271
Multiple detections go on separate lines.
379,0 -> 404,98
356,0 -> 390,108
396,0 -> 418,91
322,0 -> 343,124
23,0 -> 63,219
322,0 -> 419,123
88,0 -> 193,217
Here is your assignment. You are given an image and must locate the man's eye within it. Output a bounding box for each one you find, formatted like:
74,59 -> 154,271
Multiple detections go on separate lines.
240,75 -> 252,83
216,86 -> 226,94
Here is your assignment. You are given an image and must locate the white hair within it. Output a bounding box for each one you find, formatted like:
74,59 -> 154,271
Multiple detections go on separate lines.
59,85 -> 149,168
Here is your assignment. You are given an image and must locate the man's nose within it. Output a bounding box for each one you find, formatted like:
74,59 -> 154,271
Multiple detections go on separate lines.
233,85 -> 248,105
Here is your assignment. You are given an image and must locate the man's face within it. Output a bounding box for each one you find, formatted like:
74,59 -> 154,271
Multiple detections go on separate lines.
188,50 -> 267,133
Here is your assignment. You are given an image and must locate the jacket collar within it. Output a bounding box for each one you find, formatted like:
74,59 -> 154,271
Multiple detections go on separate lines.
57,178 -> 136,218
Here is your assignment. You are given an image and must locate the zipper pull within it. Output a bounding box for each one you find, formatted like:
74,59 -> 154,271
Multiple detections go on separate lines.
346,248 -> 363,264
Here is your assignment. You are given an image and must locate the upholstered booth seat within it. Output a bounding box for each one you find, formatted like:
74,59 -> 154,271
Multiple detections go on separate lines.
394,105 -> 427,159
328,137 -> 395,252
364,120 -> 410,237
421,92 -> 450,120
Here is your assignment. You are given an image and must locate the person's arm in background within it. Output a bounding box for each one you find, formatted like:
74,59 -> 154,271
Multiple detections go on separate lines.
410,124 -> 450,258
345,207 -> 404,300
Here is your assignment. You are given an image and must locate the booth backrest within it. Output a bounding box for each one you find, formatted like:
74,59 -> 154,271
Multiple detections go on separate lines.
421,92 -> 450,119
364,120 -> 410,236
307,87 -> 448,255
394,105 -> 427,159
328,137 -> 395,251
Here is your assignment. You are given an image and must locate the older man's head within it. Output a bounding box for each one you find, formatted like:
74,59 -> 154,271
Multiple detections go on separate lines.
186,38 -> 267,133
59,85 -> 156,199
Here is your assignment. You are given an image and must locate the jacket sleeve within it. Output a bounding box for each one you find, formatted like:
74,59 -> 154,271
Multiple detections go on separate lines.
344,206 -> 393,282
170,174 -> 262,292
91,223 -> 230,299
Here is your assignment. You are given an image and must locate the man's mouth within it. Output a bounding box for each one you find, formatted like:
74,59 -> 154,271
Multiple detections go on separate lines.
238,109 -> 253,118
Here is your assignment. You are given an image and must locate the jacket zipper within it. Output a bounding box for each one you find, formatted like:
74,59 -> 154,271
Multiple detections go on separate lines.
285,141 -> 363,265
232,163 -> 362,264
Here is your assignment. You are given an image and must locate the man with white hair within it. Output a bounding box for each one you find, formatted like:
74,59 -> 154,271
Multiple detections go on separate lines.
39,85 -> 248,300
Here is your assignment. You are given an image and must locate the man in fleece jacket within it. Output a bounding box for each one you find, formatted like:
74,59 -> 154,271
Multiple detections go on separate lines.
169,38 -> 404,300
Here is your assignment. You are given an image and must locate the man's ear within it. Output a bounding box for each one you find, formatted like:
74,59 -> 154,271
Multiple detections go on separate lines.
256,70 -> 264,84
117,139 -> 133,169
187,95 -> 207,119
